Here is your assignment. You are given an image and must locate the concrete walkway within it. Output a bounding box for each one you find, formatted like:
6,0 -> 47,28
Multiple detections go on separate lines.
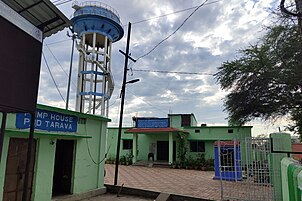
104,164 -> 221,200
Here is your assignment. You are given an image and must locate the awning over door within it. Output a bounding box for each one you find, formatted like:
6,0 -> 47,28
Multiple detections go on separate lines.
1,0 -> 71,38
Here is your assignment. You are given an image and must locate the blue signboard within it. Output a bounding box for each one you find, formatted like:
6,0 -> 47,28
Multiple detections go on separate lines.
16,109 -> 78,132
136,118 -> 169,128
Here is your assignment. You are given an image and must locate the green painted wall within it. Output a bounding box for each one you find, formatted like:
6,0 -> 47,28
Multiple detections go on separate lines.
0,133 -> 10,200
169,115 -> 182,128
107,127 -> 132,160
298,171 -> 302,201
270,133 -> 292,201
168,114 -> 197,128
107,121 -> 252,162
0,104 -> 109,201
73,118 -> 104,193
280,157 -> 302,201
32,137 -> 56,201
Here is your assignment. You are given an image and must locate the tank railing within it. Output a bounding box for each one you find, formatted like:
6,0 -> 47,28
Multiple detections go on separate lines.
72,1 -> 120,18
71,6 -> 123,27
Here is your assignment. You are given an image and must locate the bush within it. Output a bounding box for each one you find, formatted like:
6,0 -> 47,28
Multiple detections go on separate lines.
105,156 -> 115,164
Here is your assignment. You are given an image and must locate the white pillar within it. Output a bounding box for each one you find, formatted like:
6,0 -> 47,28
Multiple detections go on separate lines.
133,133 -> 138,163
169,132 -> 173,164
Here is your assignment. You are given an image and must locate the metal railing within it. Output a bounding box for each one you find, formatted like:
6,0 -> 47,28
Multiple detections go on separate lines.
72,1 -> 120,18
71,1 -> 123,27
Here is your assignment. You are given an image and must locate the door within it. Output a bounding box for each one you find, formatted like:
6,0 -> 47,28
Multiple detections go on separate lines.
156,141 -> 176,161
3,138 -> 36,201
52,140 -> 74,196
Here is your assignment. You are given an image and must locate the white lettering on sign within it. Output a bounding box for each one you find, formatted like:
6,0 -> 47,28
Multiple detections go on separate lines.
16,109 -> 78,132
50,114 -> 74,123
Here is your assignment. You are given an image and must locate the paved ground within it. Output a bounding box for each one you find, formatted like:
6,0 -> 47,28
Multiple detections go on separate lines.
85,193 -> 153,201
104,164 -> 222,200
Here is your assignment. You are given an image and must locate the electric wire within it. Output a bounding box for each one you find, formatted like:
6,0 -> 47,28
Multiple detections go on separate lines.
48,1 -> 220,46
51,0 -> 63,3
54,0 -> 73,6
42,52 -> 66,103
135,0 -> 210,61
124,0 -> 222,27
131,69 -> 215,76
46,39 -> 71,46
44,44 -> 78,89
126,89 -> 168,116
86,137 -> 112,165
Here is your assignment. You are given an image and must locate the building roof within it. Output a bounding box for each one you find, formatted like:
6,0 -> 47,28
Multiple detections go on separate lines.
37,104 -> 111,122
125,127 -> 189,134
2,0 -> 71,38
188,125 -> 253,128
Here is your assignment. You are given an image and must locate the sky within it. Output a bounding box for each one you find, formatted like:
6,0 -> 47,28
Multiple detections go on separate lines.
40,0 -> 292,136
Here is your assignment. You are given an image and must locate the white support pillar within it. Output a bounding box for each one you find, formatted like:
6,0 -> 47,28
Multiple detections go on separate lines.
75,34 -> 85,112
75,33 -> 114,115
169,132 -> 173,164
133,133 -> 138,164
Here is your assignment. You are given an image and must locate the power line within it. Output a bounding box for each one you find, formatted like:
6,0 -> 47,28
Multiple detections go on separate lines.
124,0 -> 221,27
132,69 -> 215,75
126,89 -> 168,115
44,43 -> 77,89
54,0 -> 73,6
46,39 -> 71,46
135,0 -> 210,61
42,52 -> 66,103
47,1 -> 221,46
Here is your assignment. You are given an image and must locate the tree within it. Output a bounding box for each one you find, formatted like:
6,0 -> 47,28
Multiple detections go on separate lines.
215,17 -> 302,135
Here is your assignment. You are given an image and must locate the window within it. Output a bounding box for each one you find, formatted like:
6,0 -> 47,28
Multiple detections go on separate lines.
228,129 -> 234,133
122,139 -> 133,150
189,140 -> 205,152
181,115 -> 191,126
195,129 -> 200,133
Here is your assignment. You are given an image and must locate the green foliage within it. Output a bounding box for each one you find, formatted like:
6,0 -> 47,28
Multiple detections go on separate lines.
172,150 -> 214,171
119,151 -> 133,165
125,152 -> 133,165
176,134 -> 188,167
215,16 -> 302,134
198,153 -> 206,167
105,156 -> 115,164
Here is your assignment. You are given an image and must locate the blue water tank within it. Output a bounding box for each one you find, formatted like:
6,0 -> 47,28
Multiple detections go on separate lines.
71,2 -> 124,44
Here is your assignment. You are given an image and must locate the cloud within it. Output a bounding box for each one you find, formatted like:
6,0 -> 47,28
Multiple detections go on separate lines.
38,0 -> 281,134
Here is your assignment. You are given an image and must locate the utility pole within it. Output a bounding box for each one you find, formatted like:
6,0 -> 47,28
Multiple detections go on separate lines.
280,0 -> 302,42
114,22 -> 137,186
66,30 -> 76,110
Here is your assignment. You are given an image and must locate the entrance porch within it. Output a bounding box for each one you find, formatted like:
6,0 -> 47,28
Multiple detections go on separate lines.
125,127 -> 188,165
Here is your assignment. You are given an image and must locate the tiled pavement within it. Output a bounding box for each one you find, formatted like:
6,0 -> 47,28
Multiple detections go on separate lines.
104,164 -> 222,200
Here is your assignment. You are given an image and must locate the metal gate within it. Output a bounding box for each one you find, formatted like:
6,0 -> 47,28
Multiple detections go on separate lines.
218,137 -> 281,201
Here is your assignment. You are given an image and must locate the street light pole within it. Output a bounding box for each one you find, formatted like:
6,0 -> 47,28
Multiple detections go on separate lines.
114,22 -> 135,186
66,30 -> 76,110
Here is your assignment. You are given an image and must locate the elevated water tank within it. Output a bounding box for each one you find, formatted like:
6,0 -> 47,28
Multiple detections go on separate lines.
71,1 -> 124,115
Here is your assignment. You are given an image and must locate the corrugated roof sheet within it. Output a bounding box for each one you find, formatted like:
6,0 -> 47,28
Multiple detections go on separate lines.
2,0 -> 71,38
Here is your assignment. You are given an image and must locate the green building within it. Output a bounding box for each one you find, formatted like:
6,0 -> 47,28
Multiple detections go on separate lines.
0,104 -> 109,201
107,113 -> 252,165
